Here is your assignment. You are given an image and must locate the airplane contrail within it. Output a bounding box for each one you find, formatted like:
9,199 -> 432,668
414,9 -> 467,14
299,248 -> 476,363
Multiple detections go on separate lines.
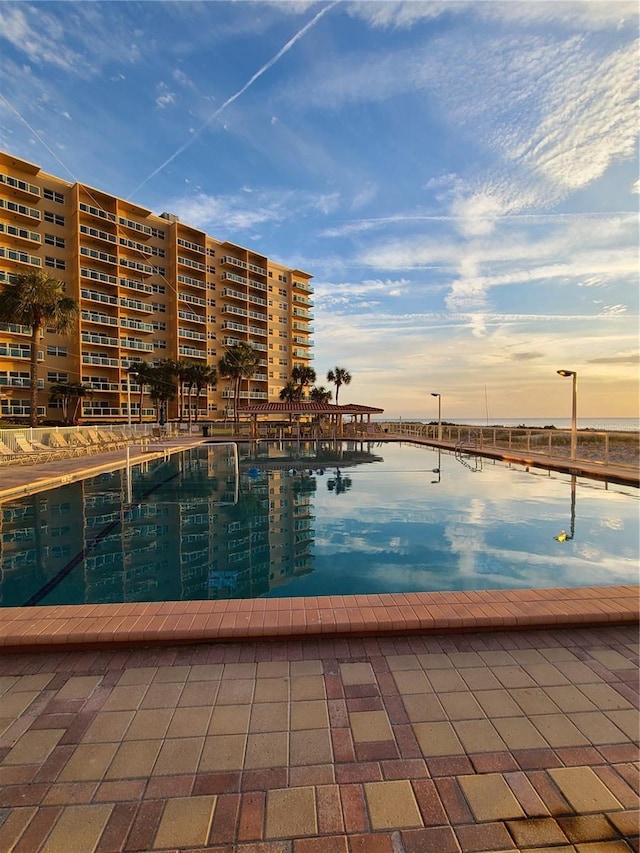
128,1 -> 339,200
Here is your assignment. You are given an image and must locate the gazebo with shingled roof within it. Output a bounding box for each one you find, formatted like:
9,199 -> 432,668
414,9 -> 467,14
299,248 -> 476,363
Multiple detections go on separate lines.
237,401 -> 384,439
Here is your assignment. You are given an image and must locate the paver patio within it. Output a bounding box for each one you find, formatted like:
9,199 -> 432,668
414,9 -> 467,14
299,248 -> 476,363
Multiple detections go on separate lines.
0,623 -> 637,852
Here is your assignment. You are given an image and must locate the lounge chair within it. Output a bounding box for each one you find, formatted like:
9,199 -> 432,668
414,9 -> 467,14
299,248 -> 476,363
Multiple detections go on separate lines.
70,432 -> 100,454
13,435 -> 57,462
97,429 -> 127,449
0,439 -> 21,465
48,432 -> 83,456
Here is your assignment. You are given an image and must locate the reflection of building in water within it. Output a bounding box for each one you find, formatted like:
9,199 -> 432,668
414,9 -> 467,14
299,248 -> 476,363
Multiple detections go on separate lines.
266,472 -> 315,591
1,487 -> 84,606
1,446 -> 328,606
206,469 -> 316,598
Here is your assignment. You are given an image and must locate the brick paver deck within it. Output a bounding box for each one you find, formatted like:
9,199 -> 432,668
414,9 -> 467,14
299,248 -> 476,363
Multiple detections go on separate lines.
0,624 -> 637,852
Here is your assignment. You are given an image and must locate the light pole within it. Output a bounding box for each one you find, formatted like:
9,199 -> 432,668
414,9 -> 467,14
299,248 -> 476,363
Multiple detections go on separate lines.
557,369 -> 577,460
431,392 -> 442,441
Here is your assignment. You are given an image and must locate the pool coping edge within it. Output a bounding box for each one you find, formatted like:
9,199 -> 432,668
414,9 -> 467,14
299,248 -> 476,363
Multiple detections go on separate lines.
0,585 -> 637,652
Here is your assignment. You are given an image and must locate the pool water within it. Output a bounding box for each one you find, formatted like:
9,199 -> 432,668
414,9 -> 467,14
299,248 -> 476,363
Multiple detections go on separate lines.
0,441 -> 637,607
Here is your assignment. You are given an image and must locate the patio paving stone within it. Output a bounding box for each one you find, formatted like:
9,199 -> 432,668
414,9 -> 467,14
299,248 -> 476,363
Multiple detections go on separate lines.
0,623 -> 635,850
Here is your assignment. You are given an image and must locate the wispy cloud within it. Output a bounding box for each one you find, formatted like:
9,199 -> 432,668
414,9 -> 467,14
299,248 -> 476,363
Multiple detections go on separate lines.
128,1 -> 339,198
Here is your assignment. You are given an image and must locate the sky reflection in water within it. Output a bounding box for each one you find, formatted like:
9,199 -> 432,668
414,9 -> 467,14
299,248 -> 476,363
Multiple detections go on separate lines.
0,442 -> 637,607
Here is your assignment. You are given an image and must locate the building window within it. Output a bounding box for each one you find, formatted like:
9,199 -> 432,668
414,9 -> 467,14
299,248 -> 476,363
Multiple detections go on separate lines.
44,211 -> 65,226
46,346 -> 68,357
47,372 -> 69,383
45,257 -> 65,270
44,234 -> 65,248
43,188 -> 64,203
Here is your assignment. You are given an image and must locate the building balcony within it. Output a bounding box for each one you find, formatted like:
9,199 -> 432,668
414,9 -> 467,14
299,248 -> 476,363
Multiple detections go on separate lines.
119,278 -> 154,295
220,255 -> 247,270
118,216 -> 152,239
178,255 -> 206,272
0,173 -> 40,198
0,376 -> 44,388
177,237 -> 205,254
0,322 -> 31,336
120,258 -> 154,277
80,246 -> 117,265
220,287 -> 246,302
79,224 -> 117,244
220,271 -> 248,287
81,288 -> 118,307
81,311 -> 119,327
221,320 -> 250,335
177,274 -> 206,290
120,318 -> 154,333
82,355 -> 119,367
83,406 -> 122,416
80,202 -> 117,223
0,223 -> 40,245
82,332 -> 119,347
222,304 -> 248,318
247,261 -> 267,277
178,345 -> 206,359
293,294 -> 313,306
178,328 -> 206,342
0,247 -> 41,267
83,380 -> 120,392
0,198 -> 40,221
0,344 -> 43,361
178,290 -> 206,307
120,297 -> 153,314
120,338 -> 154,352
81,267 -> 117,286
178,310 -> 205,324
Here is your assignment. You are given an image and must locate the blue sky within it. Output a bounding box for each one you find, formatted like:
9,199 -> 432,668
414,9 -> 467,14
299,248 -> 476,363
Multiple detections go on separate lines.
0,0 -> 638,420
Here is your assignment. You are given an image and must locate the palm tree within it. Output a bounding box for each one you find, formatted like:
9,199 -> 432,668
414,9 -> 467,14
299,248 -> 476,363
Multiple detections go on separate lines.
171,358 -> 193,422
0,272 -> 79,426
127,361 -> 155,423
279,380 -> 302,403
49,382 -> 74,424
68,382 -> 93,424
291,365 -> 316,399
218,343 -> 260,424
188,363 -> 217,422
148,362 -> 176,425
326,367 -> 352,406
309,385 -> 332,403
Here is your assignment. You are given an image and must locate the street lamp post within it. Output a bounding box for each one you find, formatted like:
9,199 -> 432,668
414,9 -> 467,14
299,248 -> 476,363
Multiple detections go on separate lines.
431,392 -> 442,441
557,370 -> 577,460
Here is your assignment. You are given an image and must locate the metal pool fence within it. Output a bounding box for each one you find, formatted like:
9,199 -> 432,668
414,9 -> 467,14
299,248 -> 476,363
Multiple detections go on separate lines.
376,422 -> 639,469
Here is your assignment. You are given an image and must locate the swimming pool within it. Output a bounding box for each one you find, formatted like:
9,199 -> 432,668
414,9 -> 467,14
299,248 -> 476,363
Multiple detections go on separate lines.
0,441 -> 637,607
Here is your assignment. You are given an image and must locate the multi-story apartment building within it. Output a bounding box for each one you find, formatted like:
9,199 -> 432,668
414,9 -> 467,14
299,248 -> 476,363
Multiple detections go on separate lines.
0,150 -> 313,423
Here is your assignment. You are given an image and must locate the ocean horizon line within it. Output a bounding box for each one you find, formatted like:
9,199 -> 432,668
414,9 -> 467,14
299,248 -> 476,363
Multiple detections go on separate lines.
375,416 -> 639,432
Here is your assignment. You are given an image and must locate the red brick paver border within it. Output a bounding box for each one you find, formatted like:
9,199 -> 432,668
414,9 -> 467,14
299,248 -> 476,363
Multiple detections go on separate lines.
0,623 -> 637,851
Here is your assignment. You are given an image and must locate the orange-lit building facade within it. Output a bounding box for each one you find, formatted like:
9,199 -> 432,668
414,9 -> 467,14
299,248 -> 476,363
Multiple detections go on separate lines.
0,150 -> 313,422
